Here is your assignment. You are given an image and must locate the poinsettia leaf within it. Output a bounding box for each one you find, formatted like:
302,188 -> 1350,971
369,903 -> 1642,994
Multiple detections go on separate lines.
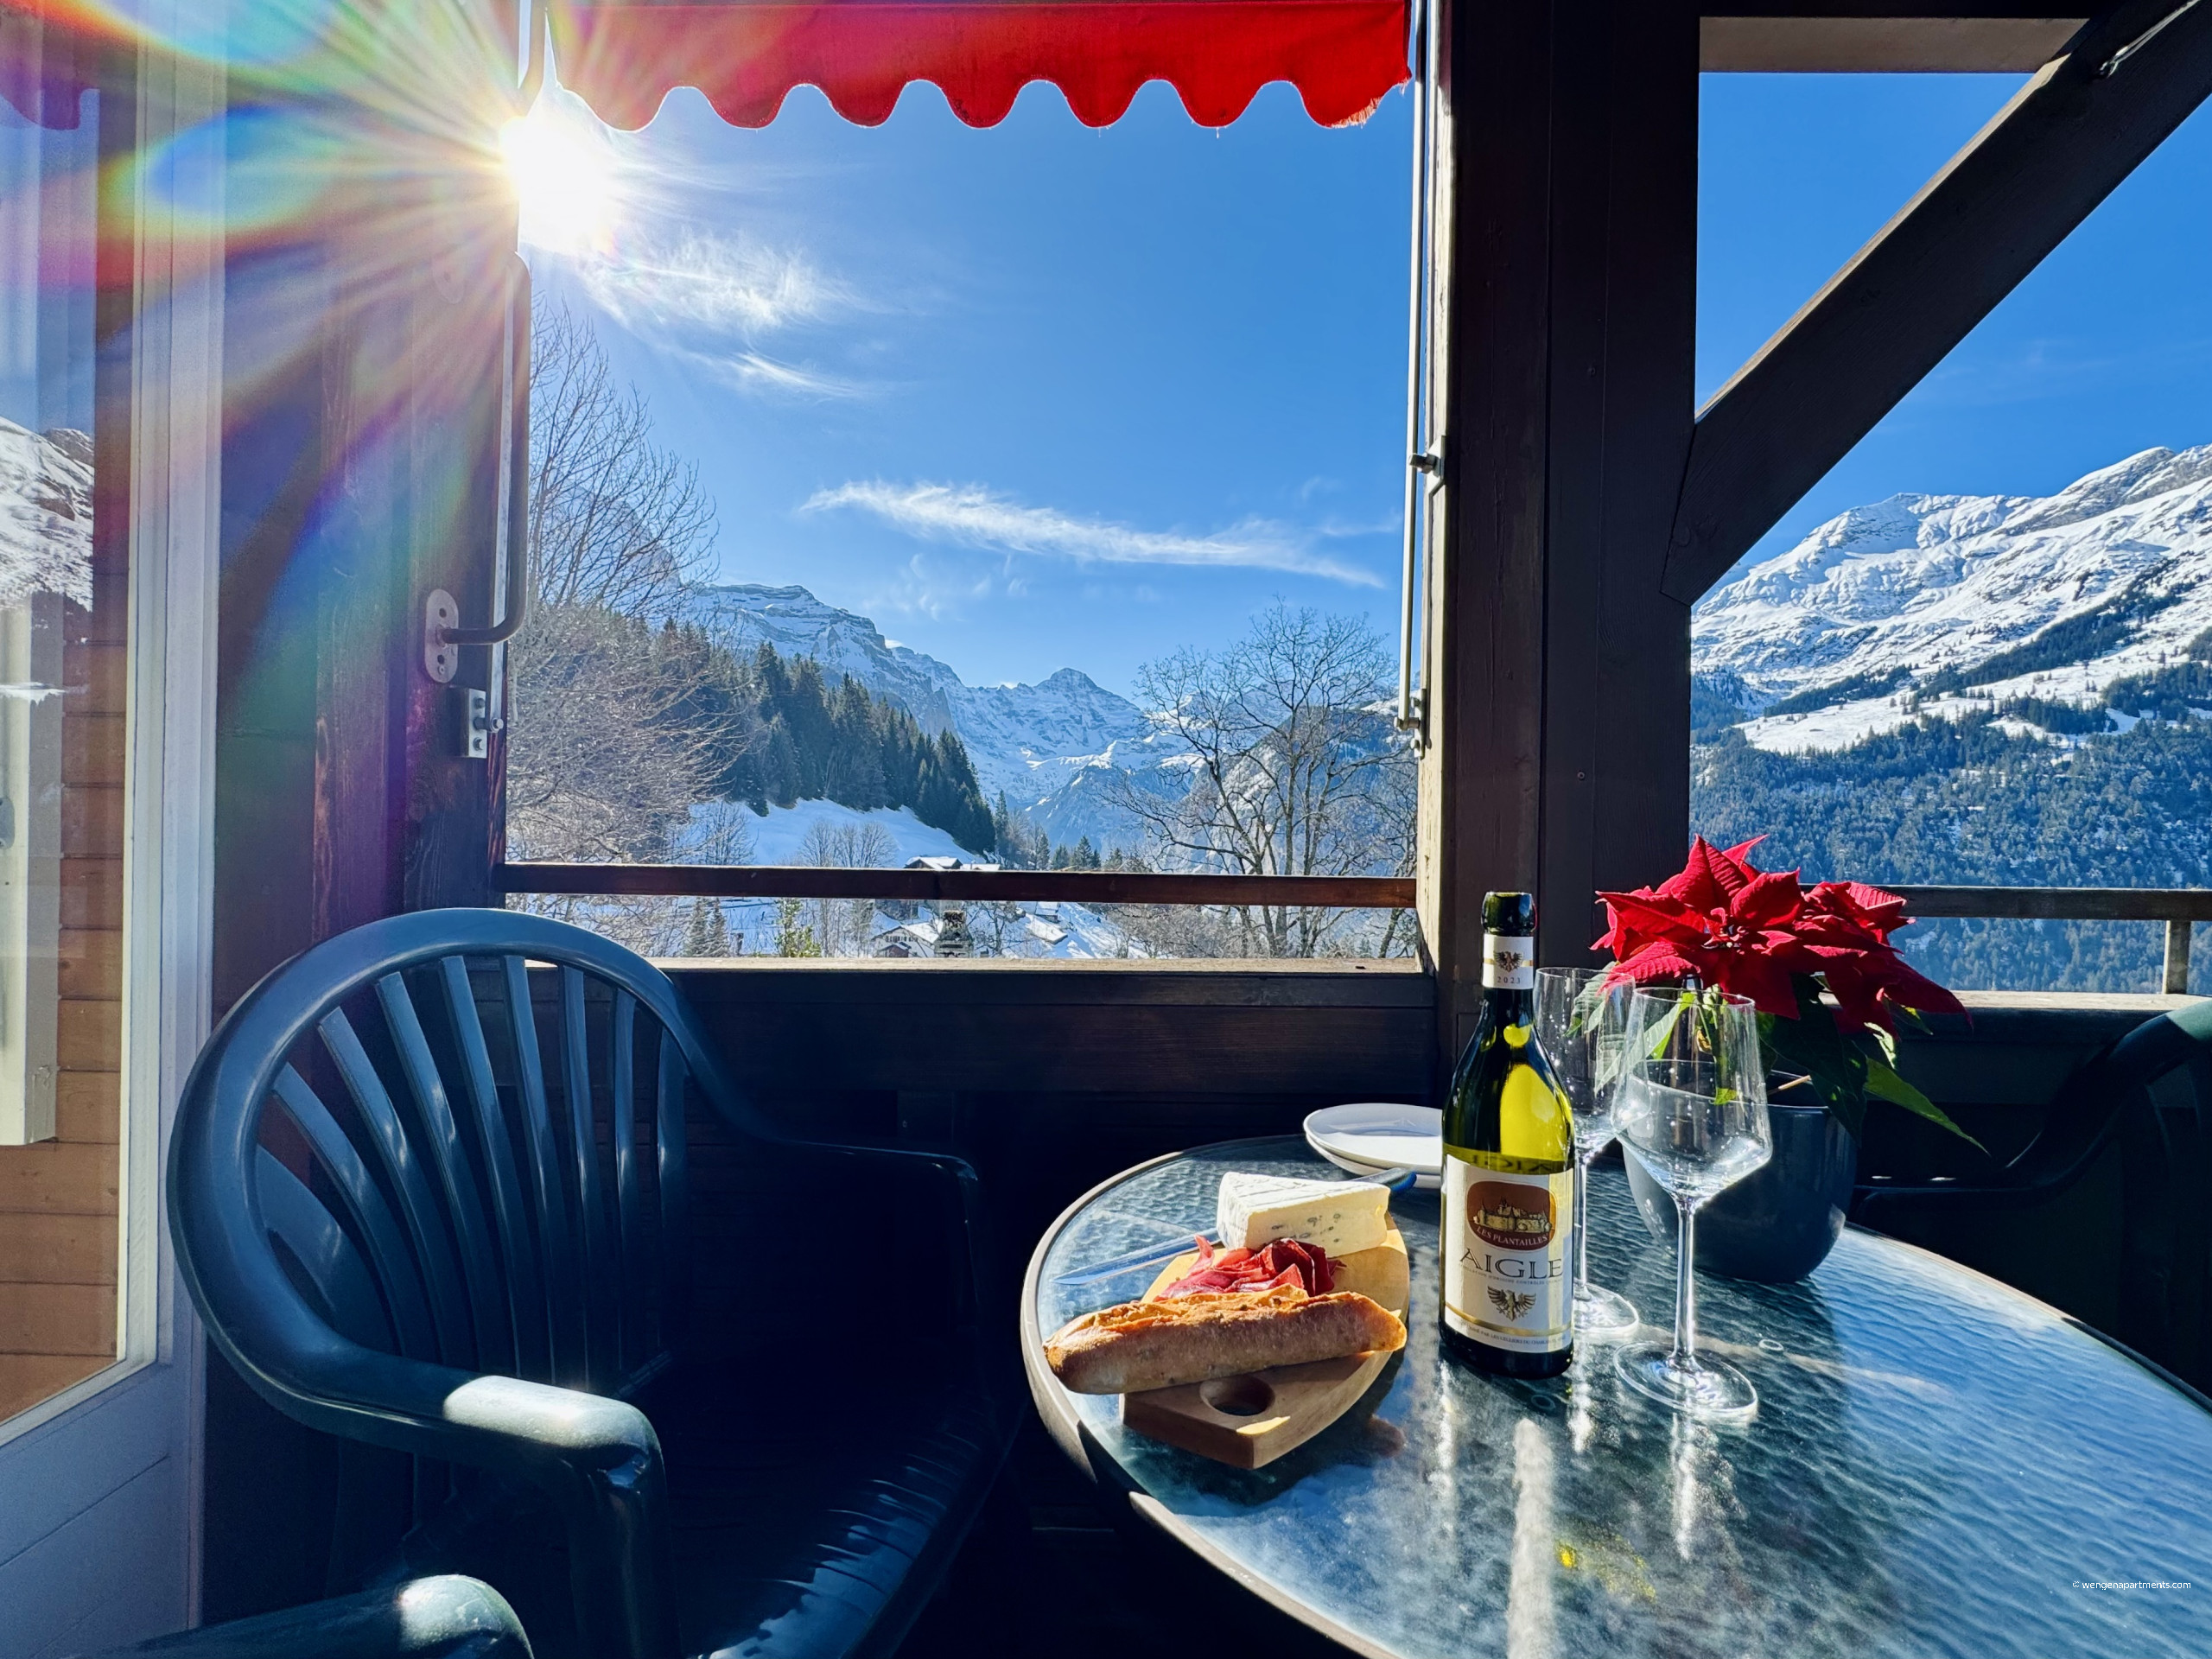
1685,836 -> 1748,903
1758,976 -> 1868,1131
1732,869 -> 1805,930
1864,1058 -> 1986,1151
1721,836 -> 1769,868
1601,889 -> 1703,941
1619,943 -> 1700,982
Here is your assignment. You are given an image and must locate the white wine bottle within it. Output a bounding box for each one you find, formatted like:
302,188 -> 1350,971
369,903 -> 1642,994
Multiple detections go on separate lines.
1440,891 -> 1576,1378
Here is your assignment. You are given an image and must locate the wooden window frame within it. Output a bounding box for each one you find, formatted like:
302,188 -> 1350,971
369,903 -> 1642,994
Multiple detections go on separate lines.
0,29 -> 224,1455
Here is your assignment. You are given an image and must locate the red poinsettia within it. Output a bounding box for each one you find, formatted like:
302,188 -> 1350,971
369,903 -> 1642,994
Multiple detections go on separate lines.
1596,838 -> 1973,1141
1597,836 -> 1962,1030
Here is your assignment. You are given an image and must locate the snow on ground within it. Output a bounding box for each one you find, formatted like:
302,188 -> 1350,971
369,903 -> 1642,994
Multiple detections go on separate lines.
681,798 -> 987,866
1736,692 -> 1993,753
671,797 -> 1140,957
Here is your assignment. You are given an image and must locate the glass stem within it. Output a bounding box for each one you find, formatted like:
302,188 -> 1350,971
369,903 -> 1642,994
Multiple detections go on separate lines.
1673,1198 -> 1700,1371
1573,1153 -> 1593,1302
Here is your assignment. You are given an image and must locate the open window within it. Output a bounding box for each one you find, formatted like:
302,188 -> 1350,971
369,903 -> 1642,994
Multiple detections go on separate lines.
1688,50 -> 2212,995
491,0 -> 1427,961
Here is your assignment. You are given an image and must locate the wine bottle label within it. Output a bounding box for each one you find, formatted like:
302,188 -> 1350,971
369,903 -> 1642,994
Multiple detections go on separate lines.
1441,1154 -> 1573,1353
1481,933 -> 1535,989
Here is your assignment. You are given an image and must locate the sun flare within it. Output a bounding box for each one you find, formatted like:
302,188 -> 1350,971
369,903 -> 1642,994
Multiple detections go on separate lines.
500,101 -> 620,253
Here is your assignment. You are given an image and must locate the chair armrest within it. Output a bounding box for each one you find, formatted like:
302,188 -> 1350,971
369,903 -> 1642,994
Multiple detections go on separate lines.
223,1344 -> 677,1659
771,1138 -> 997,1331
73,1577 -> 530,1659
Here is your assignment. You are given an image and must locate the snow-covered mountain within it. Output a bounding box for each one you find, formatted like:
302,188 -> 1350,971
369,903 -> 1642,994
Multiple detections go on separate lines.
1694,444 -> 2212,753
683,582 -> 1170,846
0,418 -> 92,609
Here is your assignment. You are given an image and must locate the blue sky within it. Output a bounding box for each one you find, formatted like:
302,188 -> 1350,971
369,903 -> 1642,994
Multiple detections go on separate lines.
518,69 -> 2212,697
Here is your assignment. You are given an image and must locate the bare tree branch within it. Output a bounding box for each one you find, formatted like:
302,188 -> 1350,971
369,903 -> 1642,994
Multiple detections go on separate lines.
1103,603 -> 1415,957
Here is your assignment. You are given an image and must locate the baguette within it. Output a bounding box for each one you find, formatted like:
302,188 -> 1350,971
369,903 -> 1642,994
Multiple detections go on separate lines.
1045,1286 -> 1406,1395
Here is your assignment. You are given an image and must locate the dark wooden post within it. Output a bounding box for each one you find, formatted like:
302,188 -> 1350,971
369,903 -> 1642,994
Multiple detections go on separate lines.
1419,0 -> 1700,1079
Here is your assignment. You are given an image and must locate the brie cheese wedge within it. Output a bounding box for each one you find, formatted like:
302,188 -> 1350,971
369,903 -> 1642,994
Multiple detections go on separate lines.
1217,1171 -> 1390,1255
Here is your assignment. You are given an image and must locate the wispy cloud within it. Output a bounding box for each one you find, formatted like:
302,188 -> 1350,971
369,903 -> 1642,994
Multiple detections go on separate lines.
804,480 -> 1385,586
576,232 -> 851,341
671,346 -> 872,401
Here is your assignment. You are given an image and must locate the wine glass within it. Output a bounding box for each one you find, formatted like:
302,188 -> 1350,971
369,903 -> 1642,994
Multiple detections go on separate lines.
1611,988 -> 1772,1421
1533,968 -> 1640,1339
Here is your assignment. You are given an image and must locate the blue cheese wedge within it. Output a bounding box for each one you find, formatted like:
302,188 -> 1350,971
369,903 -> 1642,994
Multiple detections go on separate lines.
1217,1172 -> 1390,1255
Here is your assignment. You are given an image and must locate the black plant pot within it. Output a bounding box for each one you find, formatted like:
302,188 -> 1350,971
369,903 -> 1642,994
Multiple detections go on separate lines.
1622,1098 -> 1858,1283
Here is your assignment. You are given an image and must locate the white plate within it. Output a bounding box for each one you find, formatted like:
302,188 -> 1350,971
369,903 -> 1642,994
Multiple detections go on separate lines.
1304,1103 -> 1444,1179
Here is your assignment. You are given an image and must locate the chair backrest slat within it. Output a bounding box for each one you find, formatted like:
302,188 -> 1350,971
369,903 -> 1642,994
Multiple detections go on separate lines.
270,1065 -> 441,1362
610,991 -> 644,1376
177,909 -> 740,1499
319,1007 -> 475,1369
559,966 -> 619,1389
254,1147 -> 391,1351
654,1030 -> 690,1351
376,972 -> 514,1376
438,956 -> 550,1381
500,955 -> 588,1387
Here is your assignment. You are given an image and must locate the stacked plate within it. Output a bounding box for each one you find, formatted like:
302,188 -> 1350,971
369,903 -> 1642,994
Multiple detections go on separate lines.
1303,1103 -> 1443,1186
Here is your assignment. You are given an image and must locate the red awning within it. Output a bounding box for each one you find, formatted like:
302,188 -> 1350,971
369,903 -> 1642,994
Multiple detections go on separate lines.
547,0 -> 1409,131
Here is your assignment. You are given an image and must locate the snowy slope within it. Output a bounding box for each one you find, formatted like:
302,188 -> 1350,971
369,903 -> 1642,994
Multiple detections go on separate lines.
692,797 -> 985,864
1694,444 -> 2212,753
683,582 -> 1170,845
674,798 -> 1139,958
0,419 -> 92,609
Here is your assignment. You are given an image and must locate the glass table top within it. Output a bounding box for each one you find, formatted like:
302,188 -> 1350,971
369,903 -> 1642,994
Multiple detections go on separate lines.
1027,1137 -> 2212,1659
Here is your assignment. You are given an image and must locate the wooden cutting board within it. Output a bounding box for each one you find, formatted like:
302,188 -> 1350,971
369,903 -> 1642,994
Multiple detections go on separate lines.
1119,1220 -> 1409,1470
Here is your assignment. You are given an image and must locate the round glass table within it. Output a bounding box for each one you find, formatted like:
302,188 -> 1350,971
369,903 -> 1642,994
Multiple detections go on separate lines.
1021,1136 -> 2212,1659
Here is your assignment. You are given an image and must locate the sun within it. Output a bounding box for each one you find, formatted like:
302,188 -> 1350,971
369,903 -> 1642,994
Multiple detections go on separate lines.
500,99 -> 620,253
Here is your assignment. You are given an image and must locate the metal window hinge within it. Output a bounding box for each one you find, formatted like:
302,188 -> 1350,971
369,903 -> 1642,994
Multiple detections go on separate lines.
445,684 -> 490,760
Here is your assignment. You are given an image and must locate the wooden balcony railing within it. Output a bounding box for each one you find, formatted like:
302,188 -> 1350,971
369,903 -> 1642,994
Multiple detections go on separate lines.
1888,887 -> 2212,996
492,866 -> 2208,994
492,863 -> 1415,910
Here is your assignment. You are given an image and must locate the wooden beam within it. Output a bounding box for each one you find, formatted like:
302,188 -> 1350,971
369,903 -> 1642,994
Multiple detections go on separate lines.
1422,0 -> 1701,1080
1700,16 -> 2085,72
495,862 -> 1414,908
1665,0 -> 2212,603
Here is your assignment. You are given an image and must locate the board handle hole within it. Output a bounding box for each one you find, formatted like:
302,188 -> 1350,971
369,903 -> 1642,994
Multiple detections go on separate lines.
1201,1376 -> 1275,1417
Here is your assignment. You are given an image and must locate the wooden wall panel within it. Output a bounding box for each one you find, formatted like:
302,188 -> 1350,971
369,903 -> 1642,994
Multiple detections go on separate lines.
0,1355 -> 110,1423
0,1283 -> 118,1355
670,962 -> 1440,1300
668,961 -> 1436,1100
0,1213 -> 117,1283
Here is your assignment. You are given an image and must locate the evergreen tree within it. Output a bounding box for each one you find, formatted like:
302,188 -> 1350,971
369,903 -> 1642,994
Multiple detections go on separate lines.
775,658 -> 836,798
773,895 -> 822,957
760,717 -> 802,809
633,634 -> 998,856
823,676 -> 892,809
683,897 -> 729,957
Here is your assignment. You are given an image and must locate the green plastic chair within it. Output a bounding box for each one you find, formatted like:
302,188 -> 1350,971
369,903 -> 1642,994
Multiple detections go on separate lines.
169,910 -> 1012,1659
1857,996 -> 2212,1389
